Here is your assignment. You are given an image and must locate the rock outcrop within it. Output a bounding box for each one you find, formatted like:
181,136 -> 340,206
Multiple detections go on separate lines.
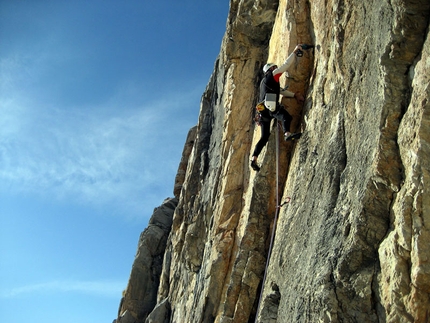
114,198 -> 178,323
115,0 -> 430,322
174,126 -> 197,199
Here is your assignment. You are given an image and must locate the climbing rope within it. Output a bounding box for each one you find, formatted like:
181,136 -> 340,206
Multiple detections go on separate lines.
254,121 -> 290,322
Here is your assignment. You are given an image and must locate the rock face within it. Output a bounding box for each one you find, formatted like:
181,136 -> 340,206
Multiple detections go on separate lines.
115,0 -> 430,322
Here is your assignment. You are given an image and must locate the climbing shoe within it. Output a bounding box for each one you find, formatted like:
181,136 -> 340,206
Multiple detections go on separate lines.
285,132 -> 302,141
250,160 -> 260,172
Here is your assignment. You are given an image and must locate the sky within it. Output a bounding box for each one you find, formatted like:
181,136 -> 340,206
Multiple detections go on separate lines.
0,1 -> 228,322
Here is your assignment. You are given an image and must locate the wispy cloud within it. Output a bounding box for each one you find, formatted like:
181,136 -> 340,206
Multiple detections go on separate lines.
1,100 -> 149,191
0,44 -> 203,218
0,88 -> 198,217
0,280 -> 125,299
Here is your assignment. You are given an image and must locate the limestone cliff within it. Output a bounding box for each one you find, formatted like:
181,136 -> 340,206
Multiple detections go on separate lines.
115,0 -> 430,322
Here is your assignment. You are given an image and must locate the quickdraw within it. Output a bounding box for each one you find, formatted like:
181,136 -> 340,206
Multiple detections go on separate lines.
277,197 -> 291,208
254,112 -> 262,126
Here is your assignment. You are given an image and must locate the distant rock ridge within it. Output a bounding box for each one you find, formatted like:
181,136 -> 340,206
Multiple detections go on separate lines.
114,198 -> 177,323
114,0 -> 430,322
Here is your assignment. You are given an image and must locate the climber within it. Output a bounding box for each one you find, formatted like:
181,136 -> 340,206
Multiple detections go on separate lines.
250,44 -> 305,172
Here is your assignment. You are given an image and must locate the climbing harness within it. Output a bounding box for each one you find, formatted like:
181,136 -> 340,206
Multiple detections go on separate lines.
254,121 -> 291,322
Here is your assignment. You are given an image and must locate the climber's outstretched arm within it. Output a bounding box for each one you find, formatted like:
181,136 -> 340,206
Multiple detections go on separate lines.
272,45 -> 303,81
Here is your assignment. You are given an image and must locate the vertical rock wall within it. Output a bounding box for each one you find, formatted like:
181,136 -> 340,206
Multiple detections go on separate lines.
378,20 -> 430,323
115,0 -> 430,322
259,1 -> 430,322
258,0 -> 430,322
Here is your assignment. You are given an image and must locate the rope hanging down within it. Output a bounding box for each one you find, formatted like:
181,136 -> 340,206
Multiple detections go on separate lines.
254,121 -> 290,322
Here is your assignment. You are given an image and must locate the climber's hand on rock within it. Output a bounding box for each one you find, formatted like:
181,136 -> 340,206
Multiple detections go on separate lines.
293,45 -> 303,54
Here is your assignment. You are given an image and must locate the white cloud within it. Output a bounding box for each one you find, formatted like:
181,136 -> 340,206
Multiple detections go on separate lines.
0,280 -> 125,299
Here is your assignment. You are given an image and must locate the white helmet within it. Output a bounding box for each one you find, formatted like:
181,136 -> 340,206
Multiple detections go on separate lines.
263,63 -> 276,73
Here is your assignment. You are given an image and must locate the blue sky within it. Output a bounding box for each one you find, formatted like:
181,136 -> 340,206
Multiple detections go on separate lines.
0,1 -> 228,322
